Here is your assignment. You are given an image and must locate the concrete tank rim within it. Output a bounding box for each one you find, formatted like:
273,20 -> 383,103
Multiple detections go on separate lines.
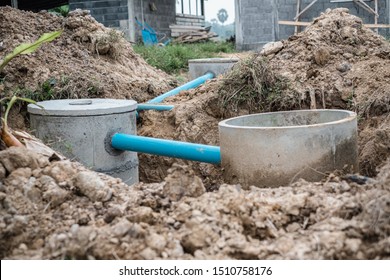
27,98 -> 138,116
218,109 -> 357,130
188,57 -> 240,64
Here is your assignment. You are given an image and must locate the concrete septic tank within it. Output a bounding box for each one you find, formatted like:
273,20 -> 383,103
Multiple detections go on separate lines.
28,99 -> 138,185
188,58 -> 239,80
218,110 -> 358,188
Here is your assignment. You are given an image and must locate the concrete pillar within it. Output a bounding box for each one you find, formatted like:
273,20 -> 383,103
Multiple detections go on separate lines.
128,0 -> 136,42
235,0 -> 279,51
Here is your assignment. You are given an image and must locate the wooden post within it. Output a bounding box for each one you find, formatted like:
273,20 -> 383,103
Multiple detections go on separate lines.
295,0 -> 301,34
294,0 -> 319,20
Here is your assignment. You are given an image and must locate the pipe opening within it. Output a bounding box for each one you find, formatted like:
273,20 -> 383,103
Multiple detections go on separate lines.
221,110 -> 356,129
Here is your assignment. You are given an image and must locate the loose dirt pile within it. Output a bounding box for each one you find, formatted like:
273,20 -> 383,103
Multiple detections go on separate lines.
138,8 -> 390,183
1,8 -> 389,260
1,147 -> 389,259
0,7 -> 175,128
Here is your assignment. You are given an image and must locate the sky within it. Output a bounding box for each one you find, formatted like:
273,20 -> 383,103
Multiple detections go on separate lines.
204,0 -> 235,24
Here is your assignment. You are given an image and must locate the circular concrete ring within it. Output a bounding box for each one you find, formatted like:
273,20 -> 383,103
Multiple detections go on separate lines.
218,109 -> 358,188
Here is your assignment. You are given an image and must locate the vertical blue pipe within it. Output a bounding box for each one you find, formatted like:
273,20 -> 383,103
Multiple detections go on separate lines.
147,72 -> 215,103
111,133 -> 221,165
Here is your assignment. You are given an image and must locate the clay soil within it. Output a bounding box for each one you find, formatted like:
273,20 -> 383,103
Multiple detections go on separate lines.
0,8 -> 389,259
138,8 -> 390,184
0,7 -> 175,129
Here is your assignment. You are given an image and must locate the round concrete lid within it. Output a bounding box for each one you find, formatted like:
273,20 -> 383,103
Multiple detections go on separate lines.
188,58 -> 239,64
28,99 -> 137,116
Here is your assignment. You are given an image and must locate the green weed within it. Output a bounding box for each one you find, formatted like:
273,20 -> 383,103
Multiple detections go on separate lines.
49,5 -> 70,17
133,41 -> 235,74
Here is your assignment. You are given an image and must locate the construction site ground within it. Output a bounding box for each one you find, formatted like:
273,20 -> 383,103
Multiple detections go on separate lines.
0,7 -> 389,259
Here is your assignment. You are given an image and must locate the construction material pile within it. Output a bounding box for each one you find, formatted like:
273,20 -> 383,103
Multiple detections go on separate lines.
0,7 -> 174,107
170,25 -> 218,43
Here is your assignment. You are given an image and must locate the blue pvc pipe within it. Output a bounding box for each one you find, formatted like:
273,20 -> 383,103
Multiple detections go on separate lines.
137,104 -> 174,111
147,72 -> 215,103
111,133 -> 221,165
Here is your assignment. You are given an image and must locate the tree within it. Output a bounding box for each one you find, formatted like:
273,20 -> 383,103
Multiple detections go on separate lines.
217,8 -> 228,25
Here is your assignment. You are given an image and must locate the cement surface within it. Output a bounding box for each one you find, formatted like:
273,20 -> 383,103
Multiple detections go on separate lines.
28,99 -> 137,116
29,99 -> 139,185
219,110 -> 358,188
188,58 -> 239,80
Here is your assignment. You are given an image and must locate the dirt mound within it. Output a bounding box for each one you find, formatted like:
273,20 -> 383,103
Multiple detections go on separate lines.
0,7 -> 174,112
1,147 -> 389,259
1,8 -> 390,260
138,8 -> 390,183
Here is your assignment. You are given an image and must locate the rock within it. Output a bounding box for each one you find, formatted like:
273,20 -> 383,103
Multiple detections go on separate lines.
180,224 -> 209,254
127,206 -> 155,224
77,213 -> 90,225
128,223 -> 146,238
72,171 -> 112,202
168,240 -> 184,257
0,192 -> 6,202
314,47 -> 330,66
104,207 -> 122,224
260,41 -> 284,56
40,175 -> 69,207
44,160 -> 77,184
336,62 -> 352,73
286,222 -> 301,233
282,193 -> 309,216
5,168 -> 32,189
0,147 -> 40,174
0,163 -> 6,180
112,219 -> 132,237
138,247 -> 158,259
146,233 -> 167,251
163,164 -> 205,201
72,226 -> 95,248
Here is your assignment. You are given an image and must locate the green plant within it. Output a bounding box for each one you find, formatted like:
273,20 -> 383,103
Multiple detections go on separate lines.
0,30 -> 62,147
133,41 -> 235,74
49,5 -> 70,17
0,30 -> 62,72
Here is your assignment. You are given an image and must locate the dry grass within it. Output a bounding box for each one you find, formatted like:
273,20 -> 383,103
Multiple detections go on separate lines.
217,54 -> 300,118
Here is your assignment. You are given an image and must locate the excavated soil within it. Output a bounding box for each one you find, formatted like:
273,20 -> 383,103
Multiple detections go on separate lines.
138,8 -> 390,183
0,7 -> 175,128
0,8 -> 389,259
0,147 -> 389,259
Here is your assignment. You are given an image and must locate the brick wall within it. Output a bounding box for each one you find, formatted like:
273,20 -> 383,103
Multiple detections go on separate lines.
279,0 -> 390,39
69,0 -> 177,42
69,0 -> 129,37
236,0 -> 390,51
176,14 -> 205,27
235,0 -> 279,51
